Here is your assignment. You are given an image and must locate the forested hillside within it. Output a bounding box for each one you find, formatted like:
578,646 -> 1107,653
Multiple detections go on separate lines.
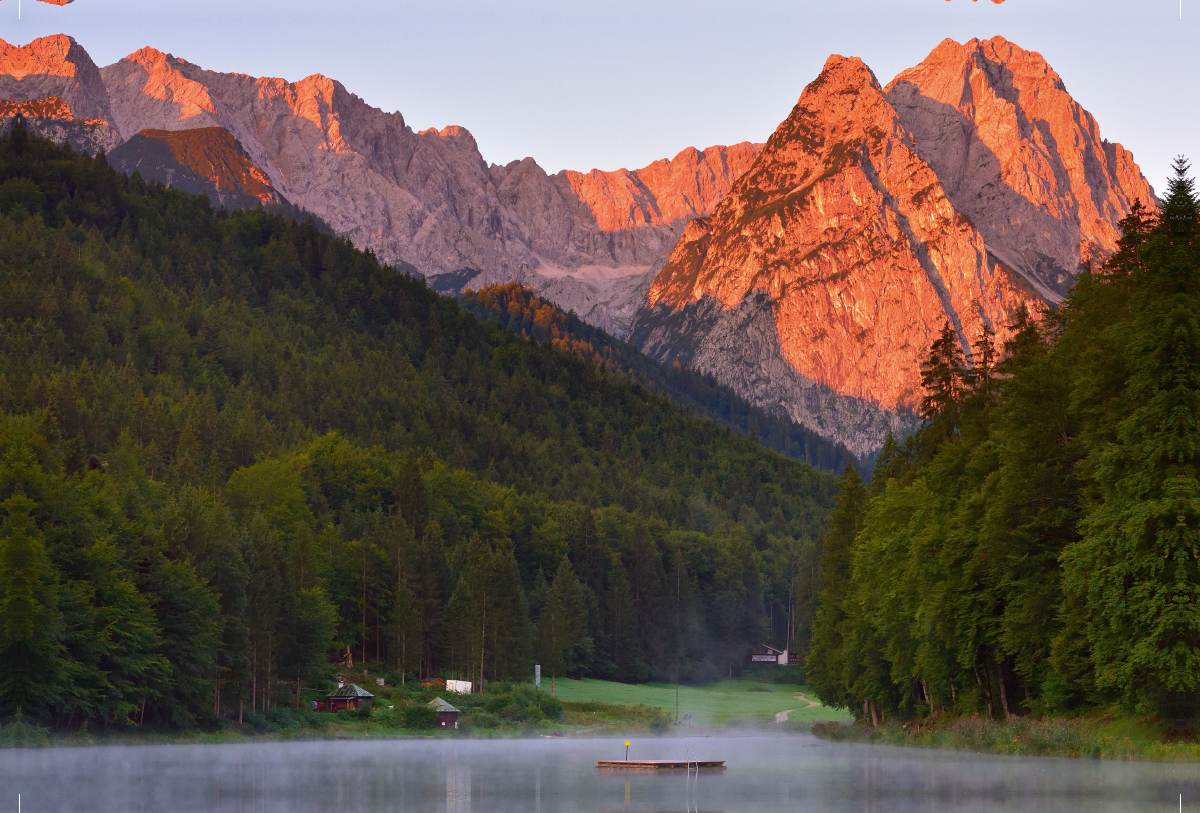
460,284 -> 859,473
807,162 -> 1198,723
0,123 -> 837,731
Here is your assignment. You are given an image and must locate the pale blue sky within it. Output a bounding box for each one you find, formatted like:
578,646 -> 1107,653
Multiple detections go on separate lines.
1,0 -> 1195,191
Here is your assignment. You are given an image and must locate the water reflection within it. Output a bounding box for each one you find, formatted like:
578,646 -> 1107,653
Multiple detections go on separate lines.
3,734 -> 1200,812
447,764 -> 471,813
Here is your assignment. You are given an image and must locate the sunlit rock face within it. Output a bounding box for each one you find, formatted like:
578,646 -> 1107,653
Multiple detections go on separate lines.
0,35 -> 112,124
887,37 -> 1156,300
562,143 -> 762,232
109,127 -> 282,208
0,37 -> 120,153
633,40 -> 1154,456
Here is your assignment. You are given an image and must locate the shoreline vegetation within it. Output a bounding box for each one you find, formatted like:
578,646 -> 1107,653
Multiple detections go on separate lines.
0,676 -> 846,748
812,715 -> 1200,761
0,685 -> 670,749
805,164 -> 1200,758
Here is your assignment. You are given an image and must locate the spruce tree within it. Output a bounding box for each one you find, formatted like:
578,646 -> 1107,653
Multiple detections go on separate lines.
806,466 -> 867,711
534,558 -> 592,696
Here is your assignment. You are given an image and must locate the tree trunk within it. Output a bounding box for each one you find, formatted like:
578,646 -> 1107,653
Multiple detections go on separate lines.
295,671 -> 301,710
996,659 -> 1012,720
974,661 -> 993,718
551,674 -> 556,698
252,644 -> 257,715
869,699 -> 879,728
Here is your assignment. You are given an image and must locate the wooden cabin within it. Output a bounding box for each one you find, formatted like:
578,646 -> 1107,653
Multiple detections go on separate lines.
429,697 -> 461,729
326,683 -> 375,712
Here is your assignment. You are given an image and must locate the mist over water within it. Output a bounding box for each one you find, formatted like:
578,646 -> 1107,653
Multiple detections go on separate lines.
4,734 -> 1200,812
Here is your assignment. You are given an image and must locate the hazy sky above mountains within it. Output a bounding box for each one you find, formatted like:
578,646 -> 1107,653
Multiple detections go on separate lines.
3,0 -> 1196,190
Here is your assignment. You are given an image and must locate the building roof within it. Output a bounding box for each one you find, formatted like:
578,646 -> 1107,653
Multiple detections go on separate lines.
328,683 -> 375,699
428,697 -> 461,713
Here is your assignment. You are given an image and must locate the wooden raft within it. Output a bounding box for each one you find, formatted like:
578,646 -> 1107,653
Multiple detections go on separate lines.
595,760 -> 726,771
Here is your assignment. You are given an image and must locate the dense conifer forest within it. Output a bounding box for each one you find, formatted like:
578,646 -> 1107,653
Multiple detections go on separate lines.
460,284 -> 860,474
808,161 -> 1200,723
0,124 -> 838,731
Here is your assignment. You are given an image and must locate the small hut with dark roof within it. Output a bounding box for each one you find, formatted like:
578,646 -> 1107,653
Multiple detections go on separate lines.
429,697 -> 461,729
326,683 -> 375,712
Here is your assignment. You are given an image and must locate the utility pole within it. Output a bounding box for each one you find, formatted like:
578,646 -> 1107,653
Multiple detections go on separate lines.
675,554 -> 681,723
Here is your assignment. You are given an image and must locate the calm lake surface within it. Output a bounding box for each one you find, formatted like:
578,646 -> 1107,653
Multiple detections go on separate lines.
4,733 -> 1200,812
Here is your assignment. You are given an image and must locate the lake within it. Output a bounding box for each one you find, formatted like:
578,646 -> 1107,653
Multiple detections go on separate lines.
4,733 -> 1200,812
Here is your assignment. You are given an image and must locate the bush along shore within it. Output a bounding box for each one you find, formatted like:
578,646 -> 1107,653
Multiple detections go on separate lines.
811,714 -> 1200,761
0,680 -> 671,748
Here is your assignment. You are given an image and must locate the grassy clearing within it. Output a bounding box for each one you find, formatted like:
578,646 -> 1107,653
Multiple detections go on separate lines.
550,678 -> 851,727
812,713 -> 1200,760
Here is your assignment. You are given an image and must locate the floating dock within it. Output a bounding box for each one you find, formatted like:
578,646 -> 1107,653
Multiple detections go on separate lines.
595,760 -> 726,771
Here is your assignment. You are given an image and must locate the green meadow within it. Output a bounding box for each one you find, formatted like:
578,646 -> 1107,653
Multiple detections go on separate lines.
550,678 -> 852,727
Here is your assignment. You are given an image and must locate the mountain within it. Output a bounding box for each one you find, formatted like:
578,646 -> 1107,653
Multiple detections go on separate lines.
631,38 -> 1156,456
109,126 -> 282,208
0,36 -> 120,153
0,35 -> 758,338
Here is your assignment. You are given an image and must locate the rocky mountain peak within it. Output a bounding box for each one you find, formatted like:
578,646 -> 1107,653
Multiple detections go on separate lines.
0,35 -> 111,126
108,46 -> 222,137
646,52 -> 909,314
886,36 -> 1156,299
0,34 -> 79,80
635,37 -> 1151,455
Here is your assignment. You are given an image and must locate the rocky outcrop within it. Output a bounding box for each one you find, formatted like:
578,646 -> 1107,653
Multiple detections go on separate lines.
0,95 -> 119,155
0,96 -> 73,118
634,41 -> 1152,456
0,36 -> 121,153
0,36 -> 112,125
886,37 -> 1156,299
109,127 -> 281,208
562,143 -> 761,232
